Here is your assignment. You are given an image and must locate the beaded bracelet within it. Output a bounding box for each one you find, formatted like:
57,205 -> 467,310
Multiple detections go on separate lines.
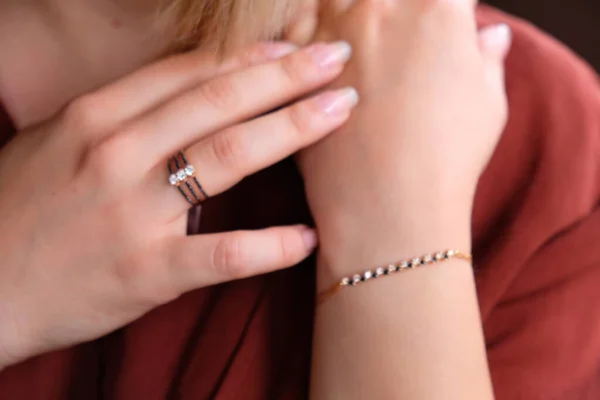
317,249 -> 472,305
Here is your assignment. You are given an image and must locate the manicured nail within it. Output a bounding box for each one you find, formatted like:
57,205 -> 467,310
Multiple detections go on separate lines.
314,87 -> 359,115
264,42 -> 298,59
308,41 -> 352,68
301,227 -> 318,250
481,24 -> 512,49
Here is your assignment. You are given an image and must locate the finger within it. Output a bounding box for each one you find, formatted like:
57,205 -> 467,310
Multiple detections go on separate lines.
320,0 -> 355,16
439,0 -> 477,15
126,41 -> 353,171
160,87 -> 359,213
416,0 -> 480,61
285,0 -> 319,44
478,24 -> 512,94
426,0 -> 478,33
72,42 -> 297,140
167,226 -> 318,292
446,0 -> 478,8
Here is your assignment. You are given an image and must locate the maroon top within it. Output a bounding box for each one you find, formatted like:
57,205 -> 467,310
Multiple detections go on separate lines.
0,5 -> 599,400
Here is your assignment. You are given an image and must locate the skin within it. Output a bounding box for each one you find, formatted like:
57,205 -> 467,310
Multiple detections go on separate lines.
0,0 -> 511,398
0,1 -> 358,366
305,1 -> 509,398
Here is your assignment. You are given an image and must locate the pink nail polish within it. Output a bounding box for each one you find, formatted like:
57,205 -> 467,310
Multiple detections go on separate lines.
313,87 -> 359,115
264,42 -> 298,59
307,41 -> 352,68
302,228 -> 318,250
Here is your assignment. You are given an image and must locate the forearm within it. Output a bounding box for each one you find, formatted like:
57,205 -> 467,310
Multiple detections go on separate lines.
310,207 -> 494,399
303,0 -> 510,395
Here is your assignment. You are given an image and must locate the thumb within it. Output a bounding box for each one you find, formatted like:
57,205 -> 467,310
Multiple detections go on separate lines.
478,23 -> 512,95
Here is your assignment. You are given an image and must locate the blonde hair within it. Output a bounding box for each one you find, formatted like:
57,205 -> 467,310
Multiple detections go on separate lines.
162,0 -> 303,53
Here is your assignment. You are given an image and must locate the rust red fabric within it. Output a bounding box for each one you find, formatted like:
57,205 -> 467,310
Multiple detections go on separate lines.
0,6 -> 599,400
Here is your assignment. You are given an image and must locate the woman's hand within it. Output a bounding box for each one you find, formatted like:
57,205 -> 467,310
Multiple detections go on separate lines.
303,1 -> 510,398
299,0 -> 511,272
0,40 -> 356,368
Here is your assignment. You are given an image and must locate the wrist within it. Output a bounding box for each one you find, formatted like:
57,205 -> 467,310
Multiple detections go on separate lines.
315,199 -> 472,288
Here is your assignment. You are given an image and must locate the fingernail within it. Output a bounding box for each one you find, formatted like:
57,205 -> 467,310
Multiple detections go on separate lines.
313,87 -> 359,115
481,24 -> 512,49
308,41 -> 352,68
264,42 -> 298,59
301,227 -> 318,250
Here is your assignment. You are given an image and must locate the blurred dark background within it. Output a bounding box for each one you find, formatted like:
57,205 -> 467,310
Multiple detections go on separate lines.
485,0 -> 600,73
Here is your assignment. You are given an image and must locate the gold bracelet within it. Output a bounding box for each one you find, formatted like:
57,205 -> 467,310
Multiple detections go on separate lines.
316,249 -> 472,305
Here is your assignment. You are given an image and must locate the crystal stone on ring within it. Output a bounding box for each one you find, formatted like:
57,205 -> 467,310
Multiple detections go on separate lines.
169,174 -> 178,186
176,170 -> 187,181
184,165 -> 195,176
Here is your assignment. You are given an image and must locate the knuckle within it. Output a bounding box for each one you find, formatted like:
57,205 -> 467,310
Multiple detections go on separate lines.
241,43 -> 272,65
280,53 -> 314,84
64,94 -> 104,130
411,2 -> 467,45
199,77 -> 237,110
212,233 -> 249,279
83,139 -> 127,186
287,102 -> 313,135
234,50 -> 256,69
86,145 -> 116,179
210,129 -> 248,172
422,0 -> 466,24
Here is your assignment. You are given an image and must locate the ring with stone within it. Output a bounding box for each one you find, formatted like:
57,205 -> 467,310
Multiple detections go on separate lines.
168,151 -> 209,207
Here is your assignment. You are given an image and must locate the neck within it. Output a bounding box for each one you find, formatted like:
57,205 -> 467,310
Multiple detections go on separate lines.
0,0 -> 172,128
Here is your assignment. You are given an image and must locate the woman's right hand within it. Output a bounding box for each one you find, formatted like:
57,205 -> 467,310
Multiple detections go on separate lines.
0,40 -> 355,368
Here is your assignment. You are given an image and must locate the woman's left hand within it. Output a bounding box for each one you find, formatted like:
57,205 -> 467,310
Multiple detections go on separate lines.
297,0 -> 512,275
